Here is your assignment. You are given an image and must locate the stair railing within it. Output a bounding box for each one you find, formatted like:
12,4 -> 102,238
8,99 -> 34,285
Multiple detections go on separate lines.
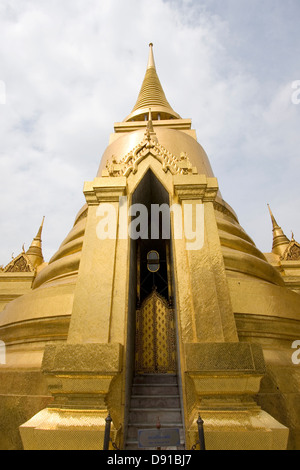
191,414 -> 206,451
103,413 -> 121,450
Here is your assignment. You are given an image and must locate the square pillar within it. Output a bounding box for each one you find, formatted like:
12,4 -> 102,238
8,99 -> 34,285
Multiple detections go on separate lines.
20,177 -> 128,450
20,343 -> 123,450
68,177 -> 127,344
185,343 -> 289,450
172,174 -> 238,343
171,175 -> 288,450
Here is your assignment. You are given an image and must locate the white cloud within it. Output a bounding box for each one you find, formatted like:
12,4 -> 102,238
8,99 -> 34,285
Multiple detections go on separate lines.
0,0 -> 299,267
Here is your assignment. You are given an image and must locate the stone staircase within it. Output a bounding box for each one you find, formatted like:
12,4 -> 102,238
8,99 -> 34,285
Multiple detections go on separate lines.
125,374 -> 185,450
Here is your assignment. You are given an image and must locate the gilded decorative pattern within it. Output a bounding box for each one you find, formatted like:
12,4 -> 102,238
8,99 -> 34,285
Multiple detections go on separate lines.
105,129 -> 196,178
4,254 -> 34,273
135,290 -> 176,374
283,241 -> 300,261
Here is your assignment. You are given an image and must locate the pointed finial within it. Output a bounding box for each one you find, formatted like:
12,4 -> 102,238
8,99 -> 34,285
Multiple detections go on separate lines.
26,217 -> 45,268
36,216 -> 45,240
147,43 -> 156,69
267,204 -> 279,230
267,204 -> 290,256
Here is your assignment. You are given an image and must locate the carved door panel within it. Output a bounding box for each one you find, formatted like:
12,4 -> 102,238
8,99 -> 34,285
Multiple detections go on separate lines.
135,290 -> 176,374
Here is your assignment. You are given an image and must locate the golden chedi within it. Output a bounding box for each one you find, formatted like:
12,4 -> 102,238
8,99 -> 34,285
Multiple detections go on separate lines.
1,44 -> 300,451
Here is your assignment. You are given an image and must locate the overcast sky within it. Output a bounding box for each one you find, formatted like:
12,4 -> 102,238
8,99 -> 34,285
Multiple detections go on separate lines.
0,0 -> 300,266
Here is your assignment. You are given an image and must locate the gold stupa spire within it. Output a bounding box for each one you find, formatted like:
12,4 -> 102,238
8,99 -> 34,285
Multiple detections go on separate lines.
267,205 -> 290,257
26,217 -> 45,268
124,43 -> 181,122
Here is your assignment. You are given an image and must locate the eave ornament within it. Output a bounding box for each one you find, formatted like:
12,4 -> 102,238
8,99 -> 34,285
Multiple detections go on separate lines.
282,236 -> 300,261
104,129 -> 197,178
3,253 -> 35,273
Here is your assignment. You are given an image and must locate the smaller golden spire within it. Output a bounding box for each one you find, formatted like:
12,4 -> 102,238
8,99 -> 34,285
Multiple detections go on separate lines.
267,205 -> 290,257
124,43 -> 180,122
26,217 -> 45,269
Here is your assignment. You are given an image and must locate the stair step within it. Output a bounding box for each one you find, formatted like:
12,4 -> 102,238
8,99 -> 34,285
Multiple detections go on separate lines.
130,395 -> 181,408
125,437 -> 185,451
125,374 -> 185,449
129,409 -> 182,424
133,374 -> 177,385
132,384 -> 179,395
127,423 -> 184,440
125,444 -> 186,450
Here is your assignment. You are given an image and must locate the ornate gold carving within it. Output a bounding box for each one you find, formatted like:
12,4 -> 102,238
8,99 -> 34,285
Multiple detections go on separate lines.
135,290 -> 176,374
105,130 -> 196,178
4,254 -> 34,273
283,240 -> 300,261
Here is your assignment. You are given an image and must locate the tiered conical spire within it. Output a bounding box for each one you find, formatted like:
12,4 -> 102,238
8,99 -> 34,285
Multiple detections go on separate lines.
267,205 -> 290,257
26,217 -> 45,268
124,43 -> 180,122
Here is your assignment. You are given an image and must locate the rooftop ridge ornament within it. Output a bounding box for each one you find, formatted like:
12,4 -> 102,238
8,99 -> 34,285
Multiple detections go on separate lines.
281,231 -> 300,261
3,252 -> 34,273
104,130 -> 196,178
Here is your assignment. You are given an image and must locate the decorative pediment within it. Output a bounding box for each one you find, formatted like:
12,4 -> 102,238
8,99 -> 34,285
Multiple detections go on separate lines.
104,129 -> 197,178
3,253 -> 35,273
282,239 -> 300,261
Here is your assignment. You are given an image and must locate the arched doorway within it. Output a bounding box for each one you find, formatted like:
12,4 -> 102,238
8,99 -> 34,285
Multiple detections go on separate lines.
130,170 -> 177,375
125,169 -> 184,450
